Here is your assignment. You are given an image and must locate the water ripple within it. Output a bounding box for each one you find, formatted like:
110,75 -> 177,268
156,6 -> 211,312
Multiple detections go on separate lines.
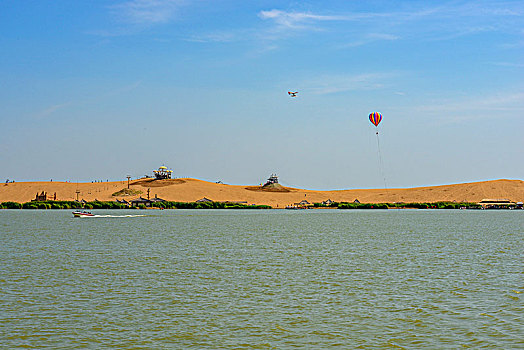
1,209 -> 523,348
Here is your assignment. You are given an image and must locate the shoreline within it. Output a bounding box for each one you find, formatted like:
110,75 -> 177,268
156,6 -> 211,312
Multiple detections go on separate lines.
1,198 -> 522,211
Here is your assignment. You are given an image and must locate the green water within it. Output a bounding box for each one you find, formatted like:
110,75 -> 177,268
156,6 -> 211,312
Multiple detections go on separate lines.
1,209 -> 523,349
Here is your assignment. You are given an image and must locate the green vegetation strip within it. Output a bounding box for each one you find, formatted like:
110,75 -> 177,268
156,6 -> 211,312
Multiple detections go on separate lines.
1,200 -> 479,210
0,200 -> 272,210
313,201 -> 481,209
146,201 -> 272,209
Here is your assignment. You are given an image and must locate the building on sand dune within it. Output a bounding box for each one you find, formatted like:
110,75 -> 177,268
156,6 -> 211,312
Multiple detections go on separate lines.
153,166 -> 173,180
115,199 -> 130,206
195,197 -> 213,203
131,197 -> 153,207
130,195 -> 166,207
195,198 -> 249,204
150,195 -> 166,203
264,174 -> 279,186
478,199 -> 516,209
32,191 -> 56,201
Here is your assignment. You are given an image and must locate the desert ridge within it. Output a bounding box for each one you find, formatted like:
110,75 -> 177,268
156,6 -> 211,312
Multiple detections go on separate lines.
1,178 -> 523,208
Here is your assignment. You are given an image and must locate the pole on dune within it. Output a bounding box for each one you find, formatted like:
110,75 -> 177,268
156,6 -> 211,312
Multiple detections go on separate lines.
127,175 -> 131,189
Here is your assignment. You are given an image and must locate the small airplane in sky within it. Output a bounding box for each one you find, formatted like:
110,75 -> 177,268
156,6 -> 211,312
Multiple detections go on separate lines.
288,91 -> 298,97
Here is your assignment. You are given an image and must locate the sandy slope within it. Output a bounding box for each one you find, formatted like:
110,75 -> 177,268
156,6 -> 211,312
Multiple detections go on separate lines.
1,178 -> 523,207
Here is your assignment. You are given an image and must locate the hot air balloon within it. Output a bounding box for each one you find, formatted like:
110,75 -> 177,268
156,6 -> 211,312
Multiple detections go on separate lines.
369,112 -> 382,127
368,111 -> 387,189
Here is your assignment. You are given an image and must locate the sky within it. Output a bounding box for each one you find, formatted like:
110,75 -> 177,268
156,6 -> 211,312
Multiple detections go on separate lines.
0,0 -> 523,190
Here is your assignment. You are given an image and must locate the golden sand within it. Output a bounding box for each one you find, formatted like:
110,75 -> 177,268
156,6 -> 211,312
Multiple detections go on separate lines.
1,178 -> 523,207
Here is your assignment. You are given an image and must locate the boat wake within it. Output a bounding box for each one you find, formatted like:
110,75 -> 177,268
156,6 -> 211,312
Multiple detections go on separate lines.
76,214 -> 147,218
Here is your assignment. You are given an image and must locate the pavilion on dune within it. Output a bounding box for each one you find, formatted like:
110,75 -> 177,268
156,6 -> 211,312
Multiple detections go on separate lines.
153,166 -> 173,180
264,174 -> 279,186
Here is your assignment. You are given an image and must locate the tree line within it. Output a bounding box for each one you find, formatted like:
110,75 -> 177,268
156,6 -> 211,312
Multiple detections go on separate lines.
0,200 -> 480,210
0,200 -> 272,210
315,201 -> 480,209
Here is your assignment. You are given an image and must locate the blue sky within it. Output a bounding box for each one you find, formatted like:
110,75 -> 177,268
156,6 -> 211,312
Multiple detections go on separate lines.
1,0 -> 523,189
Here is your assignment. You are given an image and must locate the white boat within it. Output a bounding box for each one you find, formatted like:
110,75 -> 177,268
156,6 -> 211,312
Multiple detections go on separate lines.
72,211 -> 94,217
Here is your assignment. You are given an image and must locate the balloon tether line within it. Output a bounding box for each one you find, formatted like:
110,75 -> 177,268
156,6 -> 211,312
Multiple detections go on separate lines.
375,131 -> 388,190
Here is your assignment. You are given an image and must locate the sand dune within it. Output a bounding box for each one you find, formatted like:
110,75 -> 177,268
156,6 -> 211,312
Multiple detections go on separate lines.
1,178 -> 523,207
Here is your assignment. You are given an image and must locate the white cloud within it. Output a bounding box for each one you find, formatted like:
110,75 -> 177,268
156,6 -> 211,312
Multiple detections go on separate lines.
186,31 -> 242,43
33,81 -> 142,119
112,0 -> 188,24
342,33 -> 400,48
35,103 -> 71,119
409,91 -> 524,124
258,9 -> 347,30
257,8 -> 434,34
257,3 -> 523,44
300,72 -> 398,95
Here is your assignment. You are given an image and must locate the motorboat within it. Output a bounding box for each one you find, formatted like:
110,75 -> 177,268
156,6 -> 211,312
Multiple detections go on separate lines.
72,211 -> 94,217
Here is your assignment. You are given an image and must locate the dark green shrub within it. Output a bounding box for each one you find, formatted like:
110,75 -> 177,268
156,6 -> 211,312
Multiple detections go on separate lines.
151,201 -> 271,210
338,202 -> 359,209
1,201 -> 22,209
338,202 -> 388,209
51,203 -> 63,209
22,202 -> 38,209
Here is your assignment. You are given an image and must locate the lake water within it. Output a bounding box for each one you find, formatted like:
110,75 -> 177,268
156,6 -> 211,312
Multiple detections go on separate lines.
1,209 -> 523,349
